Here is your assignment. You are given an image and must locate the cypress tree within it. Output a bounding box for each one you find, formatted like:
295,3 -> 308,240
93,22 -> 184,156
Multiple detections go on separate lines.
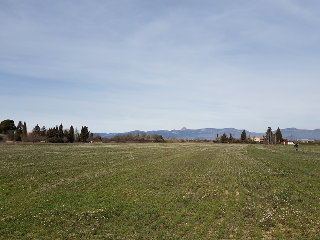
241,130 -> 247,142
266,127 -> 273,144
80,126 -> 89,142
16,121 -> 23,135
22,122 -> 27,137
33,124 -> 40,135
58,123 -> 64,139
275,127 -> 283,143
40,126 -> 47,136
220,132 -> 228,143
68,125 -> 75,143
14,121 -> 23,141
229,133 -> 234,143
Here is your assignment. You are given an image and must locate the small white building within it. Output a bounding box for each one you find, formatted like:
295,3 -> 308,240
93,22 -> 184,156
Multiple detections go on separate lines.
250,137 -> 264,143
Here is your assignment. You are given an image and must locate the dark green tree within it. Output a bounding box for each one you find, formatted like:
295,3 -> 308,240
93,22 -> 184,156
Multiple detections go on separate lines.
229,133 -> 234,143
47,127 -> 57,138
153,134 -> 164,142
275,127 -> 283,143
47,126 -> 63,143
14,121 -> 23,141
64,129 -> 69,139
265,127 -> 276,144
241,130 -> 247,142
33,124 -> 41,135
220,132 -> 228,143
58,123 -> 64,139
22,122 -> 27,137
0,119 -> 16,134
68,125 -> 75,143
16,121 -> 23,135
80,126 -> 89,142
40,126 -> 47,136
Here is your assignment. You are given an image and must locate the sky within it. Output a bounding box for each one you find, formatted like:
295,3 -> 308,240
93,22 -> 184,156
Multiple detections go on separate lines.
1,0 -> 320,133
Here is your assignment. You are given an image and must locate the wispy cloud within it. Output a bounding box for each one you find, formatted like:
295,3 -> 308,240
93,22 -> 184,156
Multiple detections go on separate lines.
1,0 -> 320,133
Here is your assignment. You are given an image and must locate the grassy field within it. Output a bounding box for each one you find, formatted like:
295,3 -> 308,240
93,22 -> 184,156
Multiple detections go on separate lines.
0,143 -> 319,239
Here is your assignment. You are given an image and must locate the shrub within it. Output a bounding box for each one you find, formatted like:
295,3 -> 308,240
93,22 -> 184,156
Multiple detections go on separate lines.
48,137 -> 64,143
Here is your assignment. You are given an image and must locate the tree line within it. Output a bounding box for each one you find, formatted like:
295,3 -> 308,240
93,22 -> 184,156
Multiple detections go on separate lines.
265,127 -> 284,144
0,119 -> 164,143
217,130 -> 248,143
0,119 -> 90,143
103,132 -> 164,143
217,127 -> 284,144
0,119 -> 284,144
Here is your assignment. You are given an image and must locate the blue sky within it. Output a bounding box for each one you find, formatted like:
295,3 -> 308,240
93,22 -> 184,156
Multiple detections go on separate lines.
1,0 -> 320,133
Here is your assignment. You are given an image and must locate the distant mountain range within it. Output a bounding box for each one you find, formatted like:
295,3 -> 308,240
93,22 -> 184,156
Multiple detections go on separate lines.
95,127 -> 320,140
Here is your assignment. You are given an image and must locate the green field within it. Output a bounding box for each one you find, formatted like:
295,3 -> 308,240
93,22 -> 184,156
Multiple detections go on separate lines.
1,143 -> 319,239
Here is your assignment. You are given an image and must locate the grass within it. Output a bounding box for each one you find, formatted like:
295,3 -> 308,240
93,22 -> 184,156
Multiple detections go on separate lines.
0,143 -> 319,239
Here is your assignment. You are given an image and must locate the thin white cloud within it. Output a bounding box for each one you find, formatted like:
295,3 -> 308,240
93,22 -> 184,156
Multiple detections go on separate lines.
1,0 -> 320,133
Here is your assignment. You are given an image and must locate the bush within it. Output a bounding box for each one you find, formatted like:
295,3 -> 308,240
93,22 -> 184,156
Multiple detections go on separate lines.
15,135 -> 22,141
48,137 -> 64,143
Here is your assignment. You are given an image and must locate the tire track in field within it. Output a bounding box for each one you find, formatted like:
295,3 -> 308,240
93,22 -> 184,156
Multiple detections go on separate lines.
195,144 -> 264,239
